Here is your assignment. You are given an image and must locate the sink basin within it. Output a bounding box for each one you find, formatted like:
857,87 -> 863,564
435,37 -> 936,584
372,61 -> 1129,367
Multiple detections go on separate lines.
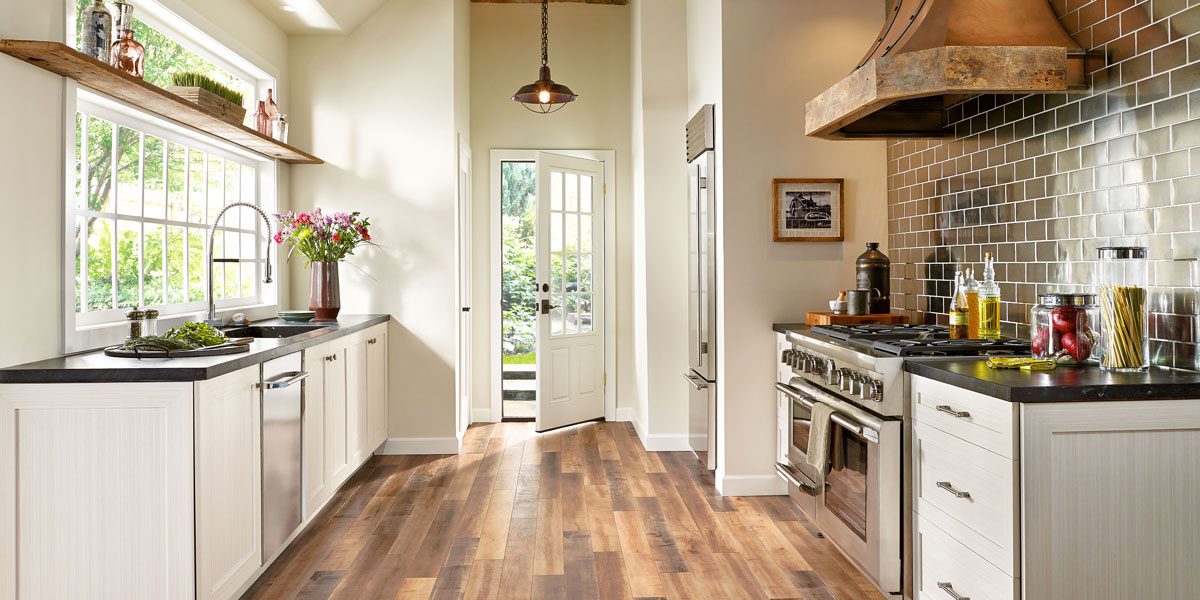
221,325 -> 330,339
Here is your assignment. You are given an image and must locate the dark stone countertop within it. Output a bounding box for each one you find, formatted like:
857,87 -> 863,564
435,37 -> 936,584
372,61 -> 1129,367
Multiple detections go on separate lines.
772,322 -> 807,334
905,358 -> 1200,403
0,314 -> 390,384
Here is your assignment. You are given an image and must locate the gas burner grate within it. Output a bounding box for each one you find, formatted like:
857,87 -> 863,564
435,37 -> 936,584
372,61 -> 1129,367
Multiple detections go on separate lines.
873,337 -> 1031,357
811,323 -> 947,341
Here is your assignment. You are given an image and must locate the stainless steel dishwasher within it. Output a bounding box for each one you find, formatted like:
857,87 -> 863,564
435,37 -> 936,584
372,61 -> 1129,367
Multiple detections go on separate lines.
260,353 -> 306,560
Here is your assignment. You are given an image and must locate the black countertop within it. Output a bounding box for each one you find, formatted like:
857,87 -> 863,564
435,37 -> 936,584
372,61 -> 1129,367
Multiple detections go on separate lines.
0,314 -> 389,384
772,322 -> 807,334
906,358 -> 1200,403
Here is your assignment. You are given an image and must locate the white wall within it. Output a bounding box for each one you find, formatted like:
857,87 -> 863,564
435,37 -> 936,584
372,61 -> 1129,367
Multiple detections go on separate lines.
628,0 -> 690,447
0,0 -> 288,369
468,3 -> 632,420
288,0 -> 459,444
706,0 -> 889,494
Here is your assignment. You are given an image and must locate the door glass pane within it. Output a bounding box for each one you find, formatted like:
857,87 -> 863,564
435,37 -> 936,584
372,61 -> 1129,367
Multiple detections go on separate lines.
565,253 -> 578,293
581,175 -> 593,213
579,294 -> 592,333
550,294 -> 564,335
579,215 -> 591,254
565,173 -> 578,212
144,223 -> 164,306
551,171 -> 563,211
86,217 -> 114,311
580,255 -> 592,292
564,294 -> 577,335
565,213 -> 578,253
143,136 -> 165,219
551,252 -> 564,295
116,220 -> 140,309
551,212 -> 563,252
167,142 -> 187,221
167,225 -> 186,304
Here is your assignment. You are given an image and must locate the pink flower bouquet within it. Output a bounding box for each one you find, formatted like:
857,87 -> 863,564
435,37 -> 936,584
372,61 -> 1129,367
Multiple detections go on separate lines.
274,209 -> 373,263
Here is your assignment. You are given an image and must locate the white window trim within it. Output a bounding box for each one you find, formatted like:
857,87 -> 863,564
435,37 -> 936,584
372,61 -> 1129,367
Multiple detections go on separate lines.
61,0 -> 285,353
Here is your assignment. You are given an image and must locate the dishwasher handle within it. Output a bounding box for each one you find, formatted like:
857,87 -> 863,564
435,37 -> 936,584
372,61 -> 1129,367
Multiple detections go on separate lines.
261,371 -> 310,390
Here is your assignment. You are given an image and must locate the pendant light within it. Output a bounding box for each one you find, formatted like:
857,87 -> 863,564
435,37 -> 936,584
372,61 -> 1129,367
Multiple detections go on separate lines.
512,0 -> 577,114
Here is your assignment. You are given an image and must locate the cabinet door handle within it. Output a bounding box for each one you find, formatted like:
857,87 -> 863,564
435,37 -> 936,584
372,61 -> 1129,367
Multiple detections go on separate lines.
936,481 -> 972,499
937,581 -> 970,600
262,371 -> 310,389
935,404 -> 971,419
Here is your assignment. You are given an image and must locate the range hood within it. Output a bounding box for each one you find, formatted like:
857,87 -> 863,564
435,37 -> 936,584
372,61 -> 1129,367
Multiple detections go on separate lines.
806,0 -> 1098,140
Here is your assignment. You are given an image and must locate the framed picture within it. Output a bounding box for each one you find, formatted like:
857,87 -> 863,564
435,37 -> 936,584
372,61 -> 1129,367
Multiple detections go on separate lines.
772,178 -> 844,242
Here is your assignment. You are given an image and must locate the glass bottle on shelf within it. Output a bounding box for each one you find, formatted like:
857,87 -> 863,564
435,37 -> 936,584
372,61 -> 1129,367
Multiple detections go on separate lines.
948,270 -> 969,340
81,0 -> 113,63
978,252 -> 1001,339
265,89 -> 280,120
963,266 -> 980,338
253,101 -> 271,135
272,113 -> 289,143
110,29 -> 145,78
1097,246 -> 1149,371
111,1 -> 135,37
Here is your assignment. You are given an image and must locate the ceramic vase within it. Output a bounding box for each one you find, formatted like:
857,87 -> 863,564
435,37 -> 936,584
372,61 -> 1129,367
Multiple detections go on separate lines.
308,261 -> 341,321
81,0 -> 113,63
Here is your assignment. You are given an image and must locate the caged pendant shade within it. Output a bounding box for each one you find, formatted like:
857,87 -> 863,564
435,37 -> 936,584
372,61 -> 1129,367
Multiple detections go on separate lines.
512,0 -> 577,114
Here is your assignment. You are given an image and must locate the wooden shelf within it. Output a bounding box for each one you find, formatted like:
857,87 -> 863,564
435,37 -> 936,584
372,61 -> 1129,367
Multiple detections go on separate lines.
0,40 -> 322,165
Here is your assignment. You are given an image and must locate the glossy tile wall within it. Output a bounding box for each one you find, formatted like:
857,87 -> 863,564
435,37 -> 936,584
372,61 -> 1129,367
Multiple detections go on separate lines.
887,0 -> 1200,368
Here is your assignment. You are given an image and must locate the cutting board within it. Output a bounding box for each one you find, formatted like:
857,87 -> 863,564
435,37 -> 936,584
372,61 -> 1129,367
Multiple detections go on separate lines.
805,312 -> 909,327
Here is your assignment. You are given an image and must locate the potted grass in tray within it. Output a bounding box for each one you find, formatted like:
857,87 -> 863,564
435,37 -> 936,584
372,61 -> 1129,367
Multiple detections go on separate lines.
166,72 -> 246,126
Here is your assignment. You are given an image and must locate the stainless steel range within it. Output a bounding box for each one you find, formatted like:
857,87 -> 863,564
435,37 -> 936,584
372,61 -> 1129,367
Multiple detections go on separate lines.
775,324 -> 1028,598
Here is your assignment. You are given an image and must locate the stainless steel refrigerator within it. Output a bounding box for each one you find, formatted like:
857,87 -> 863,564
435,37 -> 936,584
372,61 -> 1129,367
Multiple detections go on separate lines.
684,104 -> 717,471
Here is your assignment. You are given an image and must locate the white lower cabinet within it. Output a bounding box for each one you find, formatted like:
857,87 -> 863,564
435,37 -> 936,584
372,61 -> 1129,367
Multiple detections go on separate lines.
366,328 -> 389,452
194,366 -> 263,600
914,514 -> 1019,600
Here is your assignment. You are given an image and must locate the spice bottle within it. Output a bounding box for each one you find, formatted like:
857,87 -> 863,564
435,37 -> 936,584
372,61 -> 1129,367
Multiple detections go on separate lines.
963,267 -> 980,338
948,271 -> 969,339
144,309 -> 160,337
1097,247 -> 1149,371
978,252 -> 1001,339
126,309 -> 146,340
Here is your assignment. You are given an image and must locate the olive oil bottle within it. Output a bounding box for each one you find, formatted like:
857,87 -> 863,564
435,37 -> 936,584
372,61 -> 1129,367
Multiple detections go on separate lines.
963,267 -> 980,338
979,252 -> 1002,339
949,270 -> 969,340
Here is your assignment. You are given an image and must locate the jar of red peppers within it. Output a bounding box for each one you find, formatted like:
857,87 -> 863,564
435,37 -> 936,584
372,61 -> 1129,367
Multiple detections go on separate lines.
1030,293 -> 1100,364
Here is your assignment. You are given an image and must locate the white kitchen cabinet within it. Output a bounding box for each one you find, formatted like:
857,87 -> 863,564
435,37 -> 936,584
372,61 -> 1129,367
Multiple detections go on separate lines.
302,344 -> 330,521
910,374 -> 1200,600
346,338 -> 369,467
366,326 -> 389,453
0,382 -> 195,600
194,365 -> 262,600
323,341 -> 352,489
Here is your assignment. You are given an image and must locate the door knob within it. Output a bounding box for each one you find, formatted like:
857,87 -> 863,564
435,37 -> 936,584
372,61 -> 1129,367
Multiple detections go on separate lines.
540,298 -> 559,315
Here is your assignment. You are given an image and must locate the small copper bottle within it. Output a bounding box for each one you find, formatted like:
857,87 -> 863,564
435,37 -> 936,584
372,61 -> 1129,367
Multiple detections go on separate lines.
265,89 -> 280,120
110,29 -> 144,78
253,101 -> 271,135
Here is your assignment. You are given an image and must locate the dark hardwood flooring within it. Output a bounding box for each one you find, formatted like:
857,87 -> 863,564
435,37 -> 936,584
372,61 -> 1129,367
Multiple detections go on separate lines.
242,421 -> 885,600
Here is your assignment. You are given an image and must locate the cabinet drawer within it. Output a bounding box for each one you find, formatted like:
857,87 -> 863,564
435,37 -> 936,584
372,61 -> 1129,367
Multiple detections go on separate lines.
912,375 -> 1018,458
913,421 -> 1018,575
915,514 -> 1019,600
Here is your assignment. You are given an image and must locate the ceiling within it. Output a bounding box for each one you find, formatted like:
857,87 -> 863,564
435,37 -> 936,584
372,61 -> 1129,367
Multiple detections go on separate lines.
246,0 -> 392,35
472,0 -> 628,3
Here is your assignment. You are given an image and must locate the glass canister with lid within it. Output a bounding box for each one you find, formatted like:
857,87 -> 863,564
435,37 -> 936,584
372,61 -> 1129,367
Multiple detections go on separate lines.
1096,247 -> 1149,371
1030,293 -> 1100,364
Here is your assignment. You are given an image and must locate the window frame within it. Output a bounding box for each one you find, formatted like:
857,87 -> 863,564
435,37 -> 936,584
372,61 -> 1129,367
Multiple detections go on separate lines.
61,0 -> 283,353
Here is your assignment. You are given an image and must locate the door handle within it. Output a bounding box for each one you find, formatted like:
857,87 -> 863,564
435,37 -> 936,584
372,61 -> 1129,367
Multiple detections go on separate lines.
683,372 -> 709,390
937,581 -> 971,600
540,298 -> 559,315
261,371 -> 310,390
935,404 -> 971,419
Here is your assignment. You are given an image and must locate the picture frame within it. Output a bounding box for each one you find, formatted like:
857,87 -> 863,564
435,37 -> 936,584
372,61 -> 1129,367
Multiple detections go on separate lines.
772,178 -> 844,242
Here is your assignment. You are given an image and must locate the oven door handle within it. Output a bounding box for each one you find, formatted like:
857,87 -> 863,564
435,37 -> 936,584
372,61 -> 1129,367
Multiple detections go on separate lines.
775,462 -> 819,495
775,382 -> 815,410
788,379 -> 885,442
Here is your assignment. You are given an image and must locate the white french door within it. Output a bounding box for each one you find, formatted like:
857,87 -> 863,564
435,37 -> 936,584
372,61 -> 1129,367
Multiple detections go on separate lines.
534,152 -> 605,432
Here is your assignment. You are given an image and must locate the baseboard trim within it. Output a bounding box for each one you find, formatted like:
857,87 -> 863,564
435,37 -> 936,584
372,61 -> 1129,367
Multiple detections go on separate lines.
716,471 -> 787,497
471,408 -> 495,423
615,406 -> 636,423
614,406 -> 692,451
378,436 -> 460,455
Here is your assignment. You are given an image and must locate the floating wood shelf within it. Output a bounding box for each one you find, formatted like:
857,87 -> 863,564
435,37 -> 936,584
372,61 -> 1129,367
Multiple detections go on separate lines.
0,40 -> 322,165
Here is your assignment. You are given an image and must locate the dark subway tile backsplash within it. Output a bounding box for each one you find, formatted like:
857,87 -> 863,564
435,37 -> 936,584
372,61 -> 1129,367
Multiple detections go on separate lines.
887,0 -> 1200,370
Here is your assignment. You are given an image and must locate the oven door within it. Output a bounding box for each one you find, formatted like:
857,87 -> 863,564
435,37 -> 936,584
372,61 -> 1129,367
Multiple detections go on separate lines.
774,380 -> 821,516
790,379 -> 903,596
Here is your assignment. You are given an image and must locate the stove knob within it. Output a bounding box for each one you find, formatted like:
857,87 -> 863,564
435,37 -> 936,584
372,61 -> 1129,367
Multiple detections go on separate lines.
780,349 -> 794,364
838,368 -> 853,391
868,379 -> 884,402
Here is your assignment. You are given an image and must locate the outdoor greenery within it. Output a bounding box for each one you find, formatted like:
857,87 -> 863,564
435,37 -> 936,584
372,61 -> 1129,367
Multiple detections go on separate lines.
73,3 -> 258,314
501,162 -> 537,357
502,352 -> 536,365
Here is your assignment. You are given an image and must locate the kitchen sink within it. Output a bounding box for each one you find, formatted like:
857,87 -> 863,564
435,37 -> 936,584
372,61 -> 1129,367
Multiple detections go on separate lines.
221,324 -> 330,339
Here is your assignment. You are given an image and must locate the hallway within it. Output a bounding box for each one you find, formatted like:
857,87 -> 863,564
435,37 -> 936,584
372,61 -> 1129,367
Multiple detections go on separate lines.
243,421 -> 884,599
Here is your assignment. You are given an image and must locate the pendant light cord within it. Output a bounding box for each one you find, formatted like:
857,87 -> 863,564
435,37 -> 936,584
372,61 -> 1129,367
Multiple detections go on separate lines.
541,0 -> 549,68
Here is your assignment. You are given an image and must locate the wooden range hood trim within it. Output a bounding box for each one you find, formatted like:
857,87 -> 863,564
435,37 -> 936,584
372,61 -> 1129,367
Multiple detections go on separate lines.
805,45 -> 1093,140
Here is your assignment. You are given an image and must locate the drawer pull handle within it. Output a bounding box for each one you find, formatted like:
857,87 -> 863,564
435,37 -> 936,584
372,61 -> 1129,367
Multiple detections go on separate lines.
936,481 -> 972,500
935,404 -> 971,419
937,581 -> 970,600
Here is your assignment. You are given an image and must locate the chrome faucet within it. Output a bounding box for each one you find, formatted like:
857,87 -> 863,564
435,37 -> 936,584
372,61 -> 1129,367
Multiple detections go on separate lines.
204,202 -> 274,326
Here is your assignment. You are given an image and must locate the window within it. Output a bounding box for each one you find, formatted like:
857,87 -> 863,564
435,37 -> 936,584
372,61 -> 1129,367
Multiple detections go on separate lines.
65,0 -> 279,348
72,102 -> 264,327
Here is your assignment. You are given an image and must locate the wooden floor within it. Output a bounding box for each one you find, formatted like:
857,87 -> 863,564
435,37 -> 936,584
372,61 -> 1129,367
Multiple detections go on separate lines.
243,421 -> 886,600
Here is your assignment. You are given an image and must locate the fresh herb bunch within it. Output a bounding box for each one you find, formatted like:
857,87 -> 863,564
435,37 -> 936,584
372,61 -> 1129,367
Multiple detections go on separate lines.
274,209 -> 374,264
164,322 -> 227,347
170,72 -> 245,106
122,336 -> 199,351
